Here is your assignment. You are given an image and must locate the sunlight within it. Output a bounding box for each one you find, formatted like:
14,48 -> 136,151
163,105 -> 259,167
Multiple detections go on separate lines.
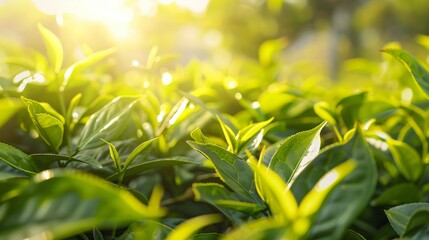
33,0 -> 134,39
162,72 -> 173,85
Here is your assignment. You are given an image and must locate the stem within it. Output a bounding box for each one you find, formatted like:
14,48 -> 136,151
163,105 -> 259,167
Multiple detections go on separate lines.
55,73 -> 73,154
333,125 -> 343,143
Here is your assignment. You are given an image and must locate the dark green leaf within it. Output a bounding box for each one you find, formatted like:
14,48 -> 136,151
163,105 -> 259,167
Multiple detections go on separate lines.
193,183 -> 265,223
291,128 -> 377,239
108,157 -> 201,181
336,92 -> 367,129
188,138 -> 261,204
343,229 -> 367,240
372,183 -> 420,206
77,96 -> 139,150
0,142 -> 38,175
269,121 -> 326,184
31,153 -> 102,170
124,138 -> 157,171
386,203 -> 429,236
93,227 -> 104,240
403,210 -> 429,238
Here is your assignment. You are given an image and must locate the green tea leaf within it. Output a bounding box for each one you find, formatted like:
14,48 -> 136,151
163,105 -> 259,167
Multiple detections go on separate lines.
387,138 -> 422,181
101,139 -> 122,173
34,113 -> 64,152
372,183 -> 420,206
403,210 -> 429,239
269,121 -> 326,185
188,140 -> 261,204
0,170 -> 165,240
38,24 -> 63,73
0,142 -> 38,175
382,48 -> 429,97
343,229 -> 367,240
123,138 -> 157,171
299,160 -> 356,219
336,92 -> 367,129
77,96 -> 139,150
93,227 -> 104,240
193,183 -> 265,223
291,128 -> 377,239
108,157 -> 201,181
63,48 -> 116,91
31,153 -> 102,170
166,214 -> 222,240
21,97 -> 65,123
217,115 -> 237,152
222,218 -> 291,240
386,203 -> 429,236
249,155 -> 298,223
236,117 -> 274,154
117,220 -> 172,240
21,97 -> 65,152
314,101 -> 337,125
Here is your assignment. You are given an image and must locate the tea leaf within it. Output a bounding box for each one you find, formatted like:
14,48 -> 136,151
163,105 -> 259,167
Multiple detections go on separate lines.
193,183 -> 265,223
217,115 -> 237,152
269,121 -> 326,185
222,218 -> 291,240
299,160 -> 356,218
382,48 -> 429,97
30,153 -> 102,170
21,97 -> 65,152
387,138 -> 422,181
0,142 -> 37,175
108,156 -> 201,181
188,138 -> 261,204
123,138 -> 157,171
38,24 -> 63,73
101,139 -> 121,173
63,48 -> 116,90
0,170 -> 165,240
291,128 -> 377,239
386,203 -> 429,236
372,183 -> 420,206
249,155 -> 298,223
77,96 -> 139,150
166,214 -> 223,240
236,117 -> 274,154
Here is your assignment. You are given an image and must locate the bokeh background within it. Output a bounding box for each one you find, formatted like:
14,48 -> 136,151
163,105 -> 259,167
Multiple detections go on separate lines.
1,0 -> 429,81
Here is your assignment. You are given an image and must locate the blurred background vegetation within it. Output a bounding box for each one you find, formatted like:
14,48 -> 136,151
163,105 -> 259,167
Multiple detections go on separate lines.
1,0 -> 429,78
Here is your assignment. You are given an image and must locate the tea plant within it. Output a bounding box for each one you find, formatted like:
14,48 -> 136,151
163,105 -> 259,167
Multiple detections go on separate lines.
0,24 -> 428,240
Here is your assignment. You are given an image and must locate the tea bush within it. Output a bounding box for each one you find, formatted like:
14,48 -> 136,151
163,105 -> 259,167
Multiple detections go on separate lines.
0,24 -> 429,240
